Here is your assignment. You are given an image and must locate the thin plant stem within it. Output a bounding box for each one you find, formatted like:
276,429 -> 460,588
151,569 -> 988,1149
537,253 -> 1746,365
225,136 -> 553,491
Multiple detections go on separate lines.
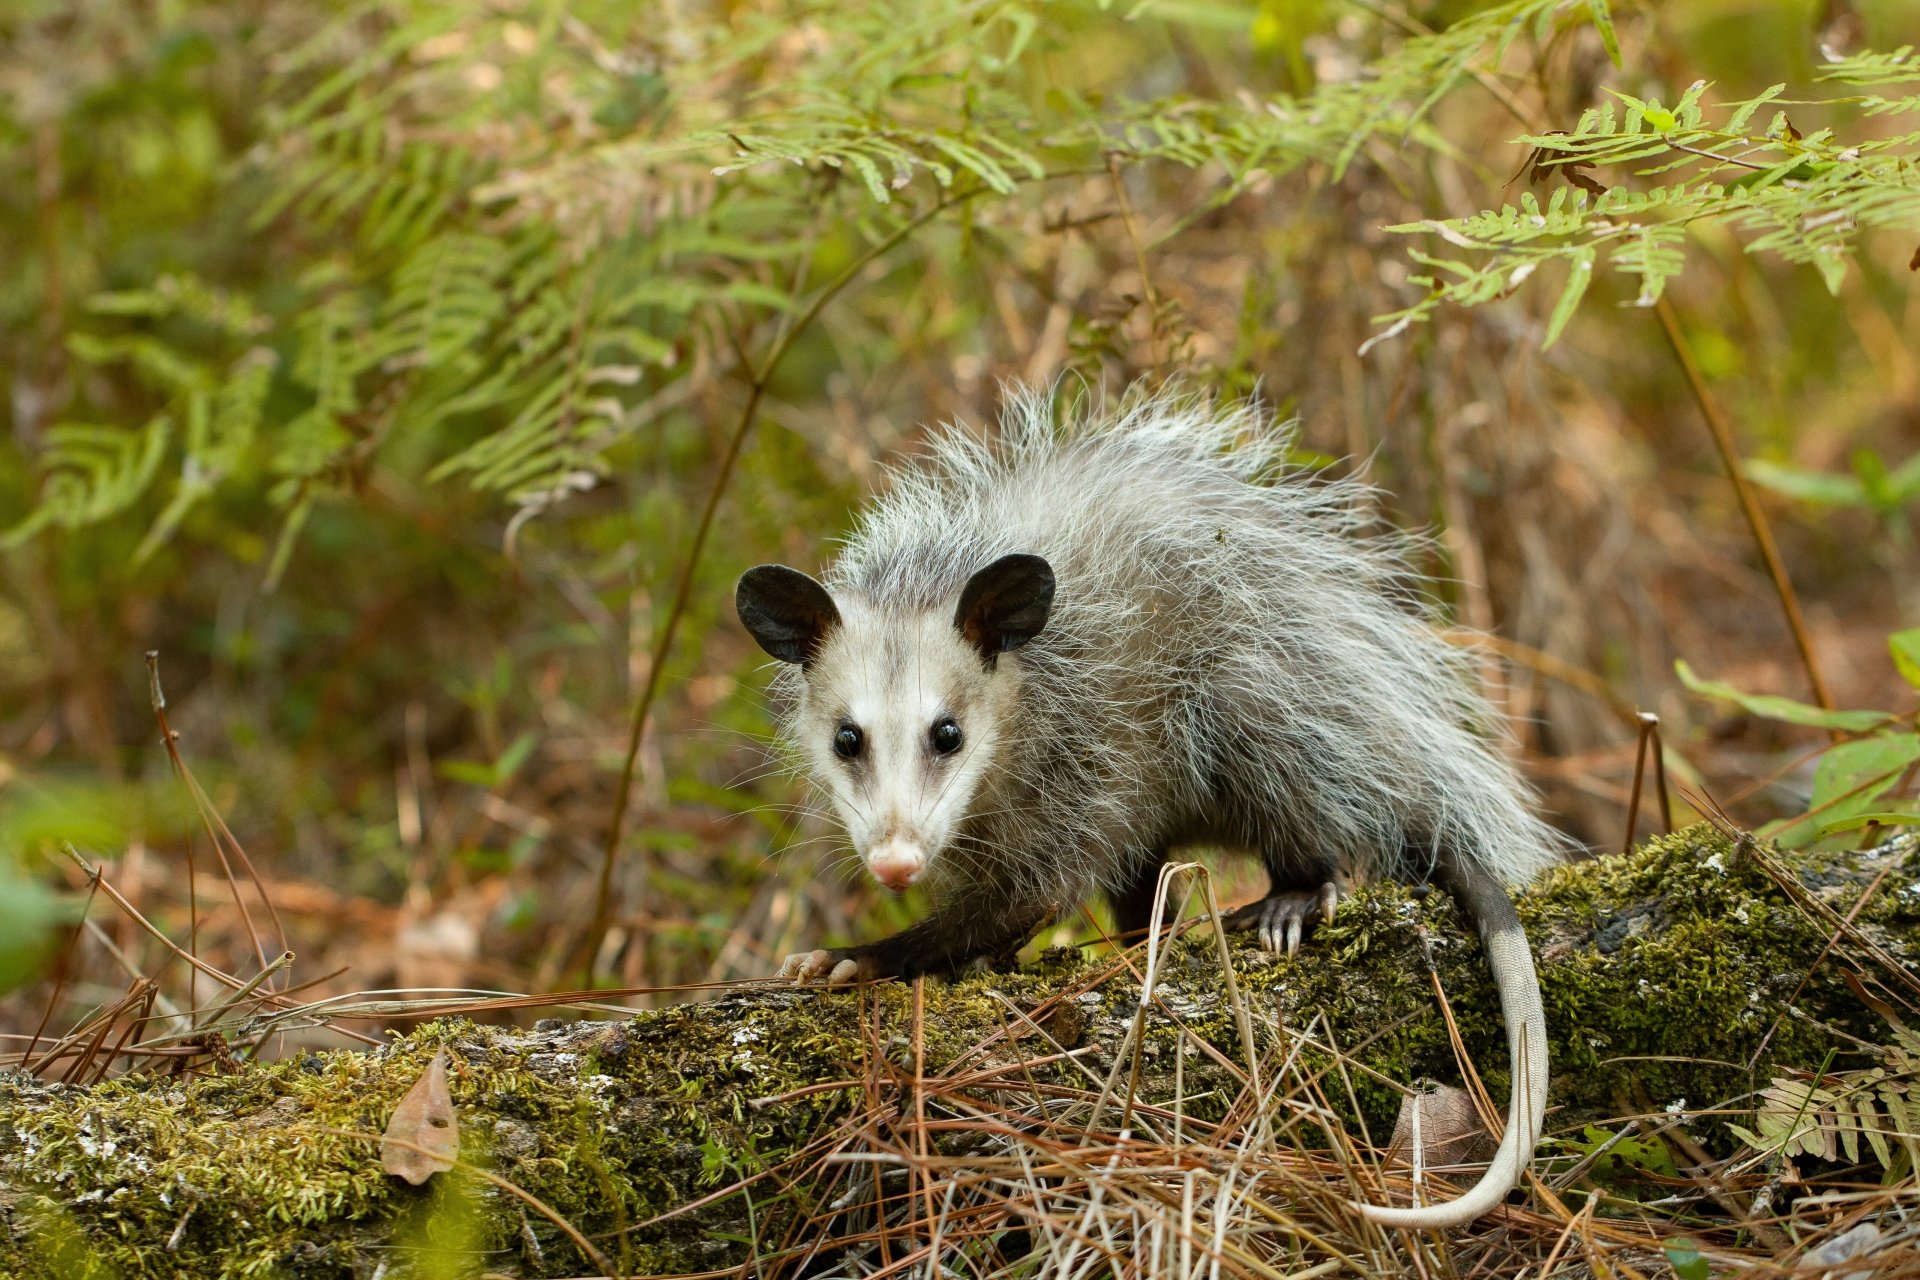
1654,295 -> 1835,719
1651,716 -> 1674,834
1106,151 -> 1161,375
1623,712 -> 1655,855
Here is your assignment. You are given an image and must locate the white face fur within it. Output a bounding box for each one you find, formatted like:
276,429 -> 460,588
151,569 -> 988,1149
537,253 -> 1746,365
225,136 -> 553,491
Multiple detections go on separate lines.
796,605 -> 1017,890
735,554 -> 1055,893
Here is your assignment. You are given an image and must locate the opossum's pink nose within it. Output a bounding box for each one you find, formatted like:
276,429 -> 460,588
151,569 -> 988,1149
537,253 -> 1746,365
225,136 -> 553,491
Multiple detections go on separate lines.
867,841 -> 926,892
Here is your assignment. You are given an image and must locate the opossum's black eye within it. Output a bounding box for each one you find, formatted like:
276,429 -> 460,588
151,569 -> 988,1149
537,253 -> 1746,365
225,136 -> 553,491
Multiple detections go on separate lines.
930,717 -> 962,756
833,723 -> 864,760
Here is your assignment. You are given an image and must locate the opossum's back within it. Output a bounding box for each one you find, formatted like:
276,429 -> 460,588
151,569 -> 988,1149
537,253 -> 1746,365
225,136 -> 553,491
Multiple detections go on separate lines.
832,409 -> 1335,616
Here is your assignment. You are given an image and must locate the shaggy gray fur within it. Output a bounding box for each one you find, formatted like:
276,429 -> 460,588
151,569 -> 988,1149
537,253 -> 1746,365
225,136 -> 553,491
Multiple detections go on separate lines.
789,386 -> 1565,906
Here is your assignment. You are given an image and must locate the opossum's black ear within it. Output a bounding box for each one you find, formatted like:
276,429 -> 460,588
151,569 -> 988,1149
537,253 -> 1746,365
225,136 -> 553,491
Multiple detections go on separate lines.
737,565 -> 841,667
955,553 -> 1054,662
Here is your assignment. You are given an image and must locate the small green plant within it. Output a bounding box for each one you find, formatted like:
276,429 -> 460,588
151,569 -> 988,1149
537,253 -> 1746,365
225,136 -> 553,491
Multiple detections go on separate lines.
1677,629 -> 1920,845
1744,448 -> 1920,543
1562,1121 -> 1679,1184
1664,1238 -> 1711,1280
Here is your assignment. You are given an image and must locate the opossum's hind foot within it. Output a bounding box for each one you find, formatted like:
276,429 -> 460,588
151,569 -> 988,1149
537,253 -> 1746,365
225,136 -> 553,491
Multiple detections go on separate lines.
1225,882 -> 1340,956
777,949 -> 865,985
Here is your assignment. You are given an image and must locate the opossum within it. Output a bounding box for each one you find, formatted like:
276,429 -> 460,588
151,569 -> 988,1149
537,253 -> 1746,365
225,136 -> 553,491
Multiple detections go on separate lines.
735,387 -> 1562,1227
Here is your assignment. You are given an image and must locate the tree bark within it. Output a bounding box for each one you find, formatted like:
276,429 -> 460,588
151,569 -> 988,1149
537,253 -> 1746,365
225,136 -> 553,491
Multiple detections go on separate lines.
3,826 -> 1915,1278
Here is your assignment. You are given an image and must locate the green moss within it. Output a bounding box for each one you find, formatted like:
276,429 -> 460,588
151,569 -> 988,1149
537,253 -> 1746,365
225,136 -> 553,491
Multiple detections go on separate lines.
5,826 -> 1911,1276
1531,827 -> 1914,1132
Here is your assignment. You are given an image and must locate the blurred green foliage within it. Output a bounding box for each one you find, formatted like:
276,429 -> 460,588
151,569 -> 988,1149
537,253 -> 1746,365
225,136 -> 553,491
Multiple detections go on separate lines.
12,0 -> 1914,566
1747,448 -> 1920,541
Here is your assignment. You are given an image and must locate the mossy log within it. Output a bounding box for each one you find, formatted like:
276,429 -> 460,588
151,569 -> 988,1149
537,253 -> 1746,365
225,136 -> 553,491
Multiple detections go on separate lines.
4,827 -> 1917,1278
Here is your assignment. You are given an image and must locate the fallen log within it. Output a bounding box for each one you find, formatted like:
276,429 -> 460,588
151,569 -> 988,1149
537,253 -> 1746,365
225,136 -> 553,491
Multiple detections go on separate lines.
3,826 -> 1915,1278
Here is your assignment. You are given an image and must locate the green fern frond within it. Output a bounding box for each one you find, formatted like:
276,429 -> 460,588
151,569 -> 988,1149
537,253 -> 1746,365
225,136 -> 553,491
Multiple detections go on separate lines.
1731,1029 -> 1920,1177
1373,71 -> 1920,346
369,232 -> 512,370
1817,45 -> 1920,87
136,351 -> 275,563
4,419 -> 172,548
1100,0 -> 1582,181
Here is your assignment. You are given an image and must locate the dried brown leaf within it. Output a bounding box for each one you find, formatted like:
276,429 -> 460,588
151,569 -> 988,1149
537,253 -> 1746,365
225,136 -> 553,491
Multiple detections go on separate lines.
381,1049 -> 458,1184
1385,1083 -> 1496,1171
1568,170 -> 1610,197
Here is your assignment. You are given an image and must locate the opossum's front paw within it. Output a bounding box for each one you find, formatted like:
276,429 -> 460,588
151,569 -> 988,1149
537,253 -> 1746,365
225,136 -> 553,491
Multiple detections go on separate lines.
1225,882 -> 1340,956
776,948 -> 868,986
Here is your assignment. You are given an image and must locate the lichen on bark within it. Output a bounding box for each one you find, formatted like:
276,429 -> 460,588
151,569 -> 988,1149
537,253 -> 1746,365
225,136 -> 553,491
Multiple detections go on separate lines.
3,826 -> 1914,1278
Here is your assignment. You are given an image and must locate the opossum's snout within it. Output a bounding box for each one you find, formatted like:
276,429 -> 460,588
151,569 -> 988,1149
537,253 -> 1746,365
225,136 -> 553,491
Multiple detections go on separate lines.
865,837 -> 927,891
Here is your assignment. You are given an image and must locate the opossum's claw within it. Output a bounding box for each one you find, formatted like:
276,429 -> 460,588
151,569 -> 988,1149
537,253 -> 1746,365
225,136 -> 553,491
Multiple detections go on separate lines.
777,950 -> 817,981
778,949 -> 835,982
1226,883 -> 1341,956
777,948 -> 866,985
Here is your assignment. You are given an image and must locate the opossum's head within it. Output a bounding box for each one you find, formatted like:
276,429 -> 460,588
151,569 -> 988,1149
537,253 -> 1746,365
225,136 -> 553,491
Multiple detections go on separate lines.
736,554 -> 1055,891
